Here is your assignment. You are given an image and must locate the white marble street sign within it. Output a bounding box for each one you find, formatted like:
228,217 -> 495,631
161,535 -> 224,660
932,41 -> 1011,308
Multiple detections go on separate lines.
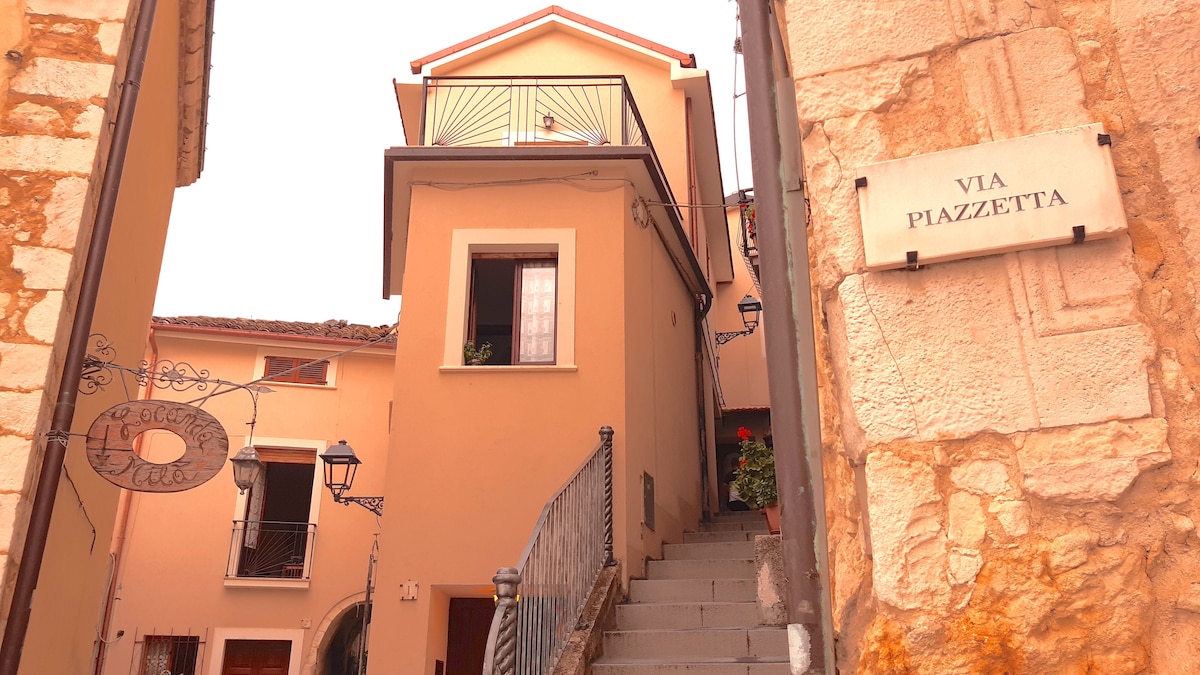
855,124 -> 1127,271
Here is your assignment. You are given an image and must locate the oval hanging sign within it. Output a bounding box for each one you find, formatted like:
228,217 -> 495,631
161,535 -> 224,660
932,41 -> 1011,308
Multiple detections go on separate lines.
86,400 -> 229,492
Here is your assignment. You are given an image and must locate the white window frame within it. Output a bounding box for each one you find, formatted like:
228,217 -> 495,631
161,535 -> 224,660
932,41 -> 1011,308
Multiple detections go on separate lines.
442,228 -> 577,370
205,628 -> 304,675
224,436 -> 326,589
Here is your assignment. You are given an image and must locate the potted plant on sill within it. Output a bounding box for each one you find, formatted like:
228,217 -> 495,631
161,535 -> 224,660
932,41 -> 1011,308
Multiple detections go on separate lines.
463,340 -> 493,366
730,426 -> 779,534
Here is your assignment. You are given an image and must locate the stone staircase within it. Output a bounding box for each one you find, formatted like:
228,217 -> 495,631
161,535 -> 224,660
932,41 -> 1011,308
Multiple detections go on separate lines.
592,511 -> 790,674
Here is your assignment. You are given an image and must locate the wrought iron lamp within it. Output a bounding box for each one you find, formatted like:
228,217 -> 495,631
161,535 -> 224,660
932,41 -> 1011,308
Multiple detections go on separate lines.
319,440 -> 384,516
542,114 -> 555,129
230,446 -> 264,494
714,294 -> 764,346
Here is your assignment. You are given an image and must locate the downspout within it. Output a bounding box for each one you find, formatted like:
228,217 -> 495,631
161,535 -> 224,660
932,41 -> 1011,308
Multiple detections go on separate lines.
0,0 -> 160,671
90,326 -> 158,675
736,0 -> 834,671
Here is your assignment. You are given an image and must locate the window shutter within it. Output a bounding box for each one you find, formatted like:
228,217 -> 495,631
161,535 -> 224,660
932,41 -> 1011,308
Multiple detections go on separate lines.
297,360 -> 329,385
263,356 -> 329,385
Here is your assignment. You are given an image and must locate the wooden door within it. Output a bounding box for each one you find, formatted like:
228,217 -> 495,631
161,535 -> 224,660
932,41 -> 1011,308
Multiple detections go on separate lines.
445,598 -> 495,675
221,640 -> 291,675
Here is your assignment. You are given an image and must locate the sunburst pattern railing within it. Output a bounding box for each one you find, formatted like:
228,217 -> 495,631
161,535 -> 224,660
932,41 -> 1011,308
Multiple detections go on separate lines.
420,76 -> 652,149
227,520 -> 315,580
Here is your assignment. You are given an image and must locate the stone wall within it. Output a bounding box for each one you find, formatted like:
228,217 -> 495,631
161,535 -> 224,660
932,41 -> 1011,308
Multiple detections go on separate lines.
0,0 -> 132,629
776,0 -> 1200,671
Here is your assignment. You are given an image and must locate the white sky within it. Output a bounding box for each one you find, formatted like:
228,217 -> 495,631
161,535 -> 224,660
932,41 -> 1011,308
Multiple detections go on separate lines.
153,1 -> 751,326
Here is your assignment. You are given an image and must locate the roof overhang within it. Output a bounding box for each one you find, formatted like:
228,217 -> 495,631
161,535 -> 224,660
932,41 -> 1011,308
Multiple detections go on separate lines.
672,68 -> 732,283
382,146 -> 712,308
409,6 -> 696,76
177,0 -> 215,186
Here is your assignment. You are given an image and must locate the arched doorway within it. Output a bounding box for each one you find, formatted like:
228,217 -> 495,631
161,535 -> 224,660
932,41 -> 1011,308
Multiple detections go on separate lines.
320,601 -> 370,675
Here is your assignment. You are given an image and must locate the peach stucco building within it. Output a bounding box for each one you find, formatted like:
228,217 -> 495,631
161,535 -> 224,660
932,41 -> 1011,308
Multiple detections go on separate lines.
370,7 -> 762,674
100,317 -> 396,675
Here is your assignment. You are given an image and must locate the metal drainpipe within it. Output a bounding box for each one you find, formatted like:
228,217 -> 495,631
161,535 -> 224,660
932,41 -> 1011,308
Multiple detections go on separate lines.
736,0 -> 834,671
0,0 -> 159,671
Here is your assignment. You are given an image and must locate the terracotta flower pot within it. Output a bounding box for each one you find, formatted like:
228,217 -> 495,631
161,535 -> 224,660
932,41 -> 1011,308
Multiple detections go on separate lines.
763,502 -> 781,534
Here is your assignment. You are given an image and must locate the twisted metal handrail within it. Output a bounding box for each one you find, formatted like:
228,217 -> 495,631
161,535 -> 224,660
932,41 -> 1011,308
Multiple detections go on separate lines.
482,426 -> 615,675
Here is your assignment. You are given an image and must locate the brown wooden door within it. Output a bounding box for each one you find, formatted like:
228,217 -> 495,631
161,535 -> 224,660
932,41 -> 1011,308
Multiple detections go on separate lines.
221,640 -> 291,675
445,598 -> 495,675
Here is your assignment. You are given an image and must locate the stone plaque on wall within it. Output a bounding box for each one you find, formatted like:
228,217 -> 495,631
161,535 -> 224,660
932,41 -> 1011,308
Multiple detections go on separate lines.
855,124 -> 1126,271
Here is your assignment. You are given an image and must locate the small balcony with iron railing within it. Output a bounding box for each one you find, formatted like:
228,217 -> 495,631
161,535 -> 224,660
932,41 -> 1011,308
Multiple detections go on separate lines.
418,76 -> 650,149
226,520 -> 316,581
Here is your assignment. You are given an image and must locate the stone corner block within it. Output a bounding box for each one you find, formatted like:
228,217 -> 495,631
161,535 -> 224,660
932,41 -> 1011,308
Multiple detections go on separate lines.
1017,418 -> 1170,504
753,533 -> 787,626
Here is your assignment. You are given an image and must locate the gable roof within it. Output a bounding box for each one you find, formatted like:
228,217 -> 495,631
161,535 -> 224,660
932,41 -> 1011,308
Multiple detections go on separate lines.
408,5 -> 696,75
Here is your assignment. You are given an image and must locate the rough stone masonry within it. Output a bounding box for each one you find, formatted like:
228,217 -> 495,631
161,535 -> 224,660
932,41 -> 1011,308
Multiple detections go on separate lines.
777,0 -> 1200,671
0,0 -> 132,626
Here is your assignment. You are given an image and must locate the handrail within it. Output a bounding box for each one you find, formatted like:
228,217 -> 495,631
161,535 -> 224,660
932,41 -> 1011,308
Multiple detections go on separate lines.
419,76 -> 647,148
482,426 -> 615,675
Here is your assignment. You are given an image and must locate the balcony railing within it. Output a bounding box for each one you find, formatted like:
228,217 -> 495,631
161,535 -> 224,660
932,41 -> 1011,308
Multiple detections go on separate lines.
419,76 -> 650,149
226,520 -> 316,580
482,427 -> 614,675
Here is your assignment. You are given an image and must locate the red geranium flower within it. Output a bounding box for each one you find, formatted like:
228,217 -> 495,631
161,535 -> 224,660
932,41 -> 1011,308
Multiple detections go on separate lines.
738,459 -> 747,468
737,426 -> 753,441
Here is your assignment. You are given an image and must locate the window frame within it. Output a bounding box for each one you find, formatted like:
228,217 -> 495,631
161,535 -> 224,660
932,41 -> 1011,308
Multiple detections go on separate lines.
254,348 -> 339,388
443,229 -> 576,370
140,634 -> 201,675
225,437 -> 326,589
262,355 -> 330,385
467,253 -> 560,365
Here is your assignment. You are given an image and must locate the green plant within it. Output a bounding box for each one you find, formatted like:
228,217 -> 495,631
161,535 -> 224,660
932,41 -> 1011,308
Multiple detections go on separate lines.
463,340 -> 493,365
730,426 -> 777,509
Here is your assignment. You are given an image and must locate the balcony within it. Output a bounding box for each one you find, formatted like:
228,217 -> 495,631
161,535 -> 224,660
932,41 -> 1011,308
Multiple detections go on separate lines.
226,520 -> 315,581
418,76 -> 650,148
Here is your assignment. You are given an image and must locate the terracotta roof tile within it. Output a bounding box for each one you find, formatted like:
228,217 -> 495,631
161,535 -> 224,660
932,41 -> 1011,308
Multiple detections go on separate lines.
152,316 -> 396,344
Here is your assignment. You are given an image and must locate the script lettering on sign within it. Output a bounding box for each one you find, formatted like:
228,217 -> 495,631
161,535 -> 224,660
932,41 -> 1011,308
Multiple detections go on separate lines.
86,400 -> 229,492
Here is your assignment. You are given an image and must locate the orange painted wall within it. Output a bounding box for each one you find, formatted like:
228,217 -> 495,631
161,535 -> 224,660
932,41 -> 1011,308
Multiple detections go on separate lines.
100,331 -> 394,675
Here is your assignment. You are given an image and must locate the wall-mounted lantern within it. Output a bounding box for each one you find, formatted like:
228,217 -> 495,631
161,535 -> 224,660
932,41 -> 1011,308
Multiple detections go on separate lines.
542,114 -> 555,129
318,440 -> 384,516
715,294 -> 763,346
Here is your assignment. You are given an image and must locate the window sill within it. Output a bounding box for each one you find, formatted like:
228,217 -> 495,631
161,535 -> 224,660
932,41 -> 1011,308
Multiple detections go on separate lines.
439,365 -> 578,373
224,578 -> 311,590
260,381 -> 337,390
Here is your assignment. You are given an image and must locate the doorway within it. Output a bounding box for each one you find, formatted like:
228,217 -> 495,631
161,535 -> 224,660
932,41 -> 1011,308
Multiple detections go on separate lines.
445,598 -> 494,675
221,639 -> 291,675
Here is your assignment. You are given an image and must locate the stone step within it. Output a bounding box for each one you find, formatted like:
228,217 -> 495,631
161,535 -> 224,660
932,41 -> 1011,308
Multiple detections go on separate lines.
663,541 -> 755,560
702,520 -> 769,532
709,511 -> 768,523
601,628 -> 788,660
615,602 -> 759,630
592,660 -> 791,675
628,579 -> 755,604
683,530 -> 759,544
647,559 -> 754,580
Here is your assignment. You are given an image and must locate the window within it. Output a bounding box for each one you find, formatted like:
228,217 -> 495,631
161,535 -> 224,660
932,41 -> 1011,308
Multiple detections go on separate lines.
468,255 -> 557,365
232,448 -> 316,579
141,635 -> 199,675
443,229 -> 575,368
263,355 -> 328,385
